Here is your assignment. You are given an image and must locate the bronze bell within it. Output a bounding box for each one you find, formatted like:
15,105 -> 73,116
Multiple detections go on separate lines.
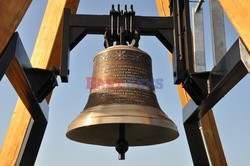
66,45 -> 179,159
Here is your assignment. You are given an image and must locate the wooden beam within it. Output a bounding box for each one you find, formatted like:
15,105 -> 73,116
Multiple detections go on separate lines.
0,101 -> 32,166
5,33 -> 49,122
0,0 -> 79,165
201,110 -> 227,165
219,0 -> 250,52
0,0 -> 32,55
155,0 -> 226,165
155,0 -> 171,17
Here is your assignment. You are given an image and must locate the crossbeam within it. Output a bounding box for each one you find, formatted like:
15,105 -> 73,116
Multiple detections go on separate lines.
2,33 -> 52,122
0,32 -> 51,166
183,38 -> 250,123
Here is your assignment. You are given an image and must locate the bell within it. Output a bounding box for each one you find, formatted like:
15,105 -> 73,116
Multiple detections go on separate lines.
66,45 -> 179,159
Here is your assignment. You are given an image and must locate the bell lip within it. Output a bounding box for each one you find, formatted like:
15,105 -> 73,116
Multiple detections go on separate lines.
66,104 -> 179,146
66,122 -> 179,146
67,104 -> 178,130
93,45 -> 151,61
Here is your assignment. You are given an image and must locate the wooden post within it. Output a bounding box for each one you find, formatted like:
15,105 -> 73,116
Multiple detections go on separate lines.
219,0 -> 250,52
0,0 -> 32,54
155,0 -> 227,165
0,0 -> 79,165
0,0 -> 32,164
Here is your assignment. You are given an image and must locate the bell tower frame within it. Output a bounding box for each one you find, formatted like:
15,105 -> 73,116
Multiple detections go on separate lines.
0,0 -> 249,165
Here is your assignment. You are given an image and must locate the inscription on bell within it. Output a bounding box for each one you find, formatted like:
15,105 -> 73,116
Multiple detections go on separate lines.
102,65 -> 150,79
85,88 -> 160,109
97,89 -> 153,99
114,98 -> 146,105
85,46 -> 160,109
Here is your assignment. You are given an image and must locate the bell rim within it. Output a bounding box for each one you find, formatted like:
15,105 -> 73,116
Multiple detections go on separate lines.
66,122 -> 179,146
68,104 -> 177,129
66,104 -> 179,146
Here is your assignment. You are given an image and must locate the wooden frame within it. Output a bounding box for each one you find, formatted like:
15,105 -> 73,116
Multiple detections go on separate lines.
1,0 -> 249,165
0,0 -> 79,165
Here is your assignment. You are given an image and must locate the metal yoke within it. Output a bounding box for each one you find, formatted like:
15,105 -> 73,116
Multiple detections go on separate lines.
60,3 -> 191,83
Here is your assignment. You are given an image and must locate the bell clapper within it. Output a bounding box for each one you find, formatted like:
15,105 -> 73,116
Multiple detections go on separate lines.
115,124 -> 129,160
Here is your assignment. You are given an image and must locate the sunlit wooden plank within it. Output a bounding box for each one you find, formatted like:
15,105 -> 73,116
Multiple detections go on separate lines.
219,0 -> 250,52
0,0 -> 31,54
0,0 -> 79,165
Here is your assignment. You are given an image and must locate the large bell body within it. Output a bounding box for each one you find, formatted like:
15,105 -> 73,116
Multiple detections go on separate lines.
66,45 -> 179,146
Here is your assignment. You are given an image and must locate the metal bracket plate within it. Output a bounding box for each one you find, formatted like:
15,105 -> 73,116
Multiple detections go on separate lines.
183,38 -> 250,123
1,32 -> 58,122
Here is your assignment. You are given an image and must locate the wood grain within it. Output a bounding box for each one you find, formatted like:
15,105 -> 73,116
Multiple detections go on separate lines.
219,0 -> 250,52
0,0 -> 32,54
0,0 -> 79,165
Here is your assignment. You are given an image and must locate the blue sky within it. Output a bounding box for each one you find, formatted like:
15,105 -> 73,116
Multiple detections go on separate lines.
0,0 -> 250,165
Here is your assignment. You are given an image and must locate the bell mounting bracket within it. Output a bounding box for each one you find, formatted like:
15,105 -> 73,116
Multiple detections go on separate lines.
60,3 -> 191,84
104,4 -> 139,48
